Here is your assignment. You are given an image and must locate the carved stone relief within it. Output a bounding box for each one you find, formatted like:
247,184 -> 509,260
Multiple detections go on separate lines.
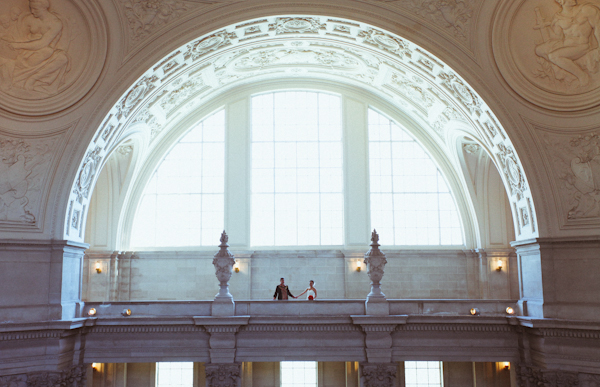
541,130 -> 600,222
205,363 -> 241,387
0,136 -> 54,226
0,366 -> 86,387
121,0 -> 187,41
494,0 -> 600,110
517,365 -> 580,387
361,363 -> 397,387
0,0 -> 106,115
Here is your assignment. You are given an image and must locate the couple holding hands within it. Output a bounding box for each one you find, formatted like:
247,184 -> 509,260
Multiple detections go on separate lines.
273,278 -> 317,300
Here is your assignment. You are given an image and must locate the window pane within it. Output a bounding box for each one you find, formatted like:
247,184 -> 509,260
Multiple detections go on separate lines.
368,109 -> 463,246
405,361 -> 442,387
130,110 -> 225,247
281,362 -> 317,387
251,92 -> 344,246
156,362 -> 193,387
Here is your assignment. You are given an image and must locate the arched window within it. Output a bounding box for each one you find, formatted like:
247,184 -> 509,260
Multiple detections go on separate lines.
250,91 -> 344,246
130,110 -> 225,247
368,109 -> 463,245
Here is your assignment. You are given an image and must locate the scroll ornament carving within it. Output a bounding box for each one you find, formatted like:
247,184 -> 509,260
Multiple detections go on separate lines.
463,143 -> 481,154
391,73 -> 435,109
121,0 -> 187,41
0,138 -> 53,224
543,132 -> 600,220
581,373 -> 600,387
439,72 -> 482,115
358,29 -> 412,59
496,143 -> 527,201
184,30 -> 238,60
364,229 -> 387,299
73,146 -> 101,204
116,75 -> 158,117
232,48 -> 361,72
406,0 -> 474,42
269,17 -> 326,35
361,363 -> 397,387
160,78 -> 204,112
205,363 -> 241,387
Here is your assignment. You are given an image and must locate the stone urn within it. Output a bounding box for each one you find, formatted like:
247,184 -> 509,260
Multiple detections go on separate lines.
364,230 -> 388,314
212,231 -> 236,315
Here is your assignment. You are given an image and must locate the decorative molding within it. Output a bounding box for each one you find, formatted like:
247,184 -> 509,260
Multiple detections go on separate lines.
517,365 -> 579,387
0,330 -> 63,341
396,324 -> 513,332
121,0 -> 187,42
463,143 -> 481,154
90,326 -> 206,333
241,325 -> 361,333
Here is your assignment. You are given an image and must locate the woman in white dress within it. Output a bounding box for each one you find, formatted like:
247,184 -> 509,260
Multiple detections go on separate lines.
297,280 -> 317,300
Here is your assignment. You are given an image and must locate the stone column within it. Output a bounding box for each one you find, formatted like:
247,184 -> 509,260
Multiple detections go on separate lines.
360,363 -> 397,387
205,363 -> 242,387
212,231 -> 236,316
363,230 -> 388,315
512,237 -> 600,319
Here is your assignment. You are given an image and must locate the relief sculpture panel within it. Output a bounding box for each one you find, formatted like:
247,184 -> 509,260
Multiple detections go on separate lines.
539,128 -> 600,224
0,136 -> 56,227
494,0 -> 600,110
0,0 -> 106,116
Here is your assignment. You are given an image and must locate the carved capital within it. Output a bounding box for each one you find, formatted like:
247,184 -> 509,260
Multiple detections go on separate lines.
361,363 -> 397,387
205,363 -> 241,387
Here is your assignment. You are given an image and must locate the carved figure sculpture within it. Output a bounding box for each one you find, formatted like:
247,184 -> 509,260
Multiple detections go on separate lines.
534,0 -> 600,88
0,0 -> 70,96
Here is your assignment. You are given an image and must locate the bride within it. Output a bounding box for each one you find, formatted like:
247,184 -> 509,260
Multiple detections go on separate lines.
297,280 -> 317,300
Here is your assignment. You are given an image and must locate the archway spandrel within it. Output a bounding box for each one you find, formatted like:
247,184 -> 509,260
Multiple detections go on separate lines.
0,0 -> 106,116
494,0 -> 600,111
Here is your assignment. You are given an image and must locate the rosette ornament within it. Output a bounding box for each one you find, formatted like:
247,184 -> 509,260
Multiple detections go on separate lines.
364,229 -> 387,300
212,230 -> 236,302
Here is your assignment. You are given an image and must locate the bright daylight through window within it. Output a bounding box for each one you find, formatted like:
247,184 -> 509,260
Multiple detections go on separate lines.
404,361 -> 443,387
280,361 -> 317,387
251,91 -> 344,246
369,109 -> 463,245
156,362 -> 194,387
131,110 -> 225,247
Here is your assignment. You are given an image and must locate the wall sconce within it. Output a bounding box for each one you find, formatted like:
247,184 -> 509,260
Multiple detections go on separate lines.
506,307 -> 515,315
121,308 -> 132,317
95,262 -> 102,274
92,363 -> 100,372
503,362 -> 510,370
234,262 -> 240,273
356,261 -> 362,272
495,259 -> 503,271
470,308 -> 480,316
88,308 -> 97,316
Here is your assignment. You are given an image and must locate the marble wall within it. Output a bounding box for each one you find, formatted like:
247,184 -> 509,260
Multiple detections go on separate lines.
82,249 -> 517,302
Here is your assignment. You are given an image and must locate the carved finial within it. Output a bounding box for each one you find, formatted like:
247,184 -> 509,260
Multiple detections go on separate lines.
220,230 -> 229,245
371,229 -> 379,245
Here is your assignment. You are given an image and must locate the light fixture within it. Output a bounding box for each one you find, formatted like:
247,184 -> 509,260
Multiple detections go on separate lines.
356,260 -> 362,272
470,308 -> 480,316
92,363 -> 100,372
506,307 -> 515,315
95,262 -> 102,274
503,362 -> 510,370
234,262 -> 240,273
121,308 -> 132,317
496,259 -> 503,271
88,308 -> 97,316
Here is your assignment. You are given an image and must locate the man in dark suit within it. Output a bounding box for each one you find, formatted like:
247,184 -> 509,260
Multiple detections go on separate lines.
273,277 -> 296,300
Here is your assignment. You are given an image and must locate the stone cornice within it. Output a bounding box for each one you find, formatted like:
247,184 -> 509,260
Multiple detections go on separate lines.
511,236 -> 600,248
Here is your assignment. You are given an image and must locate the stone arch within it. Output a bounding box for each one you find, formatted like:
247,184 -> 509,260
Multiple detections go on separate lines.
64,15 -> 537,245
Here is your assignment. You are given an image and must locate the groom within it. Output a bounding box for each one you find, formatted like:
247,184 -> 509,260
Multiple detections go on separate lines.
273,277 -> 296,300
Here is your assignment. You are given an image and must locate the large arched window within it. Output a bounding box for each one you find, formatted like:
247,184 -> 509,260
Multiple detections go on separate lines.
368,109 -> 463,245
130,110 -> 225,247
126,90 -> 465,249
250,91 -> 344,246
